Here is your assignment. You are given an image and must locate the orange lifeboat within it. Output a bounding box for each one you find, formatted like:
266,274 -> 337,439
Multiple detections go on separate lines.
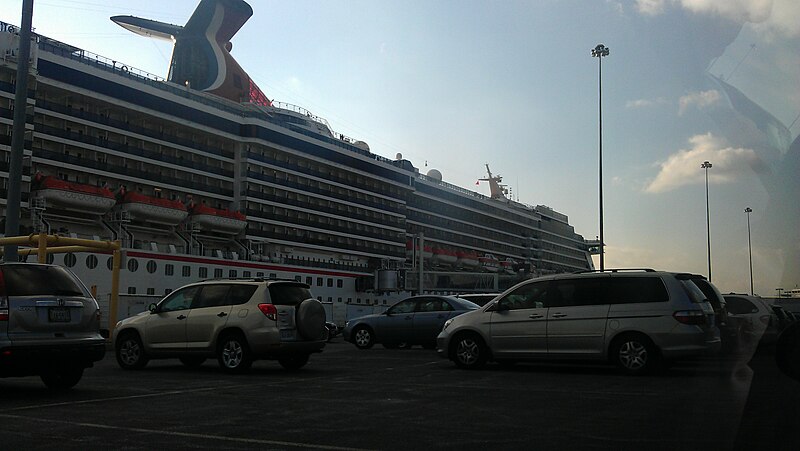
456,251 -> 480,269
31,176 -> 116,214
116,191 -> 188,225
189,203 -> 247,234
432,247 -> 458,266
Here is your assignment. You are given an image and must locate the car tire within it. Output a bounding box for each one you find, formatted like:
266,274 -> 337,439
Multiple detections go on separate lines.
116,332 -> 149,370
296,298 -> 326,341
217,333 -> 252,373
452,333 -> 487,370
611,333 -> 659,375
278,354 -> 310,370
179,356 -> 207,368
353,326 -> 375,349
40,365 -> 83,390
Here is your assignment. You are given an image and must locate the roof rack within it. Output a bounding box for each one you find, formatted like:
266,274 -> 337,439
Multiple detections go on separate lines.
573,268 -> 656,274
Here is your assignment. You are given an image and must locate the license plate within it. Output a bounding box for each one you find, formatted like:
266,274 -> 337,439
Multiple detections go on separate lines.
280,329 -> 295,340
48,307 -> 71,322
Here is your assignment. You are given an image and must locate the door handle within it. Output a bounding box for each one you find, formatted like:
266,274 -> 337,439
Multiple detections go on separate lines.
551,313 -> 567,318
528,314 -> 543,319
177,315 -> 187,320
217,312 -> 228,318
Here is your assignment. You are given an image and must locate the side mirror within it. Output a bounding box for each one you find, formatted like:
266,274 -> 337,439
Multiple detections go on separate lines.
148,303 -> 158,313
494,301 -> 509,312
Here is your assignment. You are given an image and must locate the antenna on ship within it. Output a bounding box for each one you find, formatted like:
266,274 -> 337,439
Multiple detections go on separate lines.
477,164 -> 509,200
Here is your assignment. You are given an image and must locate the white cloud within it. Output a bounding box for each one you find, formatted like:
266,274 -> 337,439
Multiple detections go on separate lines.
678,90 -> 721,115
644,133 -> 766,193
634,0 -> 800,38
625,97 -> 668,108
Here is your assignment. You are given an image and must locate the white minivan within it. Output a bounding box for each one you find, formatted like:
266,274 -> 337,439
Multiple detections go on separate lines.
436,269 -> 721,374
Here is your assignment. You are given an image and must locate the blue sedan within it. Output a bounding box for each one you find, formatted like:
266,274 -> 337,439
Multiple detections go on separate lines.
343,295 -> 480,349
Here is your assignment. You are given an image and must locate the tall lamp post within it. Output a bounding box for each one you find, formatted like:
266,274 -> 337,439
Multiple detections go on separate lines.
701,161 -> 713,281
745,207 -> 754,295
592,43 -> 610,271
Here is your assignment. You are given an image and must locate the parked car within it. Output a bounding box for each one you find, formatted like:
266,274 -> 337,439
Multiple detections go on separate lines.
113,278 -> 327,372
324,321 -> 340,342
437,269 -> 721,375
0,263 -> 106,389
343,295 -> 480,349
685,275 -> 736,351
455,293 -> 502,307
722,294 -> 778,347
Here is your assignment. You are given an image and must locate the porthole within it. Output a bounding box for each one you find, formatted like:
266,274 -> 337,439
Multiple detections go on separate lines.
127,258 -> 139,272
146,260 -> 157,274
107,257 -> 114,270
86,254 -> 98,269
46,254 -> 54,264
64,253 -> 77,267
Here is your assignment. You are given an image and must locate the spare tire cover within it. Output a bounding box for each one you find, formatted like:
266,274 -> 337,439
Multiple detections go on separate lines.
296,298 -> 326,341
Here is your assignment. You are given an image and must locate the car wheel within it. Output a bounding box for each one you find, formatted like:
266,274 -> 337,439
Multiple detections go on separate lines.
217,333 -> 252,373
452,333 -> 487,369
116,332 -> 149,370
296,299 -> 326,341
179,356 -> 207,368
40,365 -> 83,390
278,354 -> 310,370
611,334 -> 659,375
353,326 -> 375,349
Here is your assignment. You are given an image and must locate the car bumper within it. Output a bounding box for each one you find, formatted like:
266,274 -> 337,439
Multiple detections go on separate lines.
0,341 -> 106,376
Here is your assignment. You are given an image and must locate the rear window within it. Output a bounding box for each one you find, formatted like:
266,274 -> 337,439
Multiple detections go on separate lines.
724,296 -> 759,314
268,283 -> 313,306
605,277 -> 669,304
1,264 -> 87,296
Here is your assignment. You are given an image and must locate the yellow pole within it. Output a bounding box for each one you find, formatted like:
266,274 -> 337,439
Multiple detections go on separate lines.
38,232 -> 47,263
108,244 -> 122,339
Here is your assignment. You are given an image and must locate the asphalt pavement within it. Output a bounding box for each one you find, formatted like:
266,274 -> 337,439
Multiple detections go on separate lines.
0,339 -> 798,450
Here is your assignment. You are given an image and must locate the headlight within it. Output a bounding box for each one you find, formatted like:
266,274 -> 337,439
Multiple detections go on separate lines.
344,321 -> 350,328
442,318 -> 454,331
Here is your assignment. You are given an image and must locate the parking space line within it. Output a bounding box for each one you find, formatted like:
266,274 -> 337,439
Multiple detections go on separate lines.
0,413 -> 371,450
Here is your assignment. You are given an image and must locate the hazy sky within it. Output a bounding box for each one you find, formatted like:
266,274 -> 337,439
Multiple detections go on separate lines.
2,0 -> 798,295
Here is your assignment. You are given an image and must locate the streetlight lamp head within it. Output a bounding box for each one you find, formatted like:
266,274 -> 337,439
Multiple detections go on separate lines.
701,161 -> 712,169
745,207 -> 752,213
592,44 -> 609,57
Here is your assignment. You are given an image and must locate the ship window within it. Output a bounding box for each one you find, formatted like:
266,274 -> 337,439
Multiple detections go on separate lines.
306,276 -> 312,285
107,257 -> 113,270
147,288 -> 155,295
64,253 -> 76,268
165,288 -> 172,295
337,279 -> 343,288
338,297 -> 342,303
86,255 -> 98,269
270,273 -> 277,279
127,259 -> 139,273
229,270 -> 237,278
165,264 -> 174,276
182,266 -> 191,277
317,296 -> 322,301
127,287 -> 136,294
146,260 -> 157,274
243,271 -> 251,278
327,297 -> 332,302
214,268 -> 223,278
317,277 -> 323,286
47,254 -> 54,264
294,275 -> 301,282
256,272 -> 264,277
199,267 -> 208,278
327,278 -> 333,287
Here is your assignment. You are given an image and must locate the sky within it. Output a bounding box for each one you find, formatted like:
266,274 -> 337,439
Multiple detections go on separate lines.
2,0 -> 798,296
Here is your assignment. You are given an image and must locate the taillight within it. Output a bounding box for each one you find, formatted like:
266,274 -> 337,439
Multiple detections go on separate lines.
0,310 -> 8,321
258,303 -> 277,321
673,310 -> 707,325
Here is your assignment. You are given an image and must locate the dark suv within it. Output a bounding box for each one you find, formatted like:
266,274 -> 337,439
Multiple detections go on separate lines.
0,263 -> 106,389
113,278 -> 327,372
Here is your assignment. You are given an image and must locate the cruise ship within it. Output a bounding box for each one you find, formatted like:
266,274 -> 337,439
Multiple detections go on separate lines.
0,1 -> 594,322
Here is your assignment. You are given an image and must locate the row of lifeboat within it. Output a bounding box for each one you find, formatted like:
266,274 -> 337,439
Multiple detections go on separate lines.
31,176 -> 247,235
406,241 -> 518,274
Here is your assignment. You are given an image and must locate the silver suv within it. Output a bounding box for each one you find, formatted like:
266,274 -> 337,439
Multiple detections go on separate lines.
437,269 -> 721,374
113,278 -> 327,372
0,263 -> 106,389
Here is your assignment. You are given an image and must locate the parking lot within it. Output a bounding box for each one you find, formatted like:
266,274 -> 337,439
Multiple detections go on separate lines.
1,339 -> 798,450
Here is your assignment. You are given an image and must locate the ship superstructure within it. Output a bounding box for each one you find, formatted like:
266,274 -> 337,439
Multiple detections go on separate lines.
0,2 -> 593,320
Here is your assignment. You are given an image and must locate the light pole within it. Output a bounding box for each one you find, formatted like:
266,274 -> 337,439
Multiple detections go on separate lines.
592,43 -> 610,271
745,207 -> 753,295
701,161 -> 713,281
